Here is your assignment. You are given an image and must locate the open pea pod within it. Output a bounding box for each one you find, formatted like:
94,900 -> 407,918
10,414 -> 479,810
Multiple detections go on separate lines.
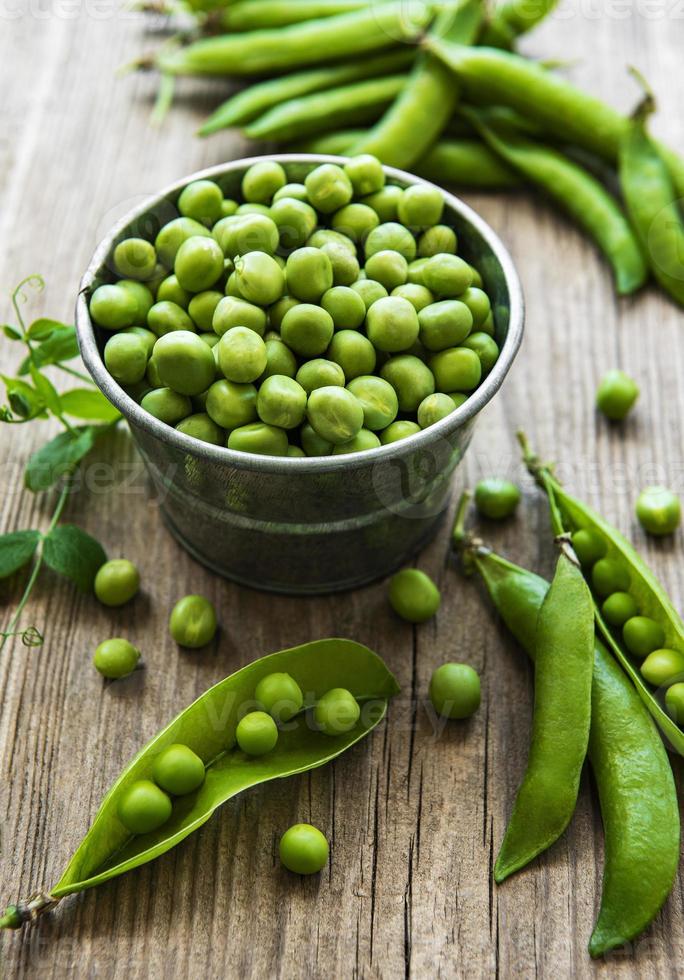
520,434 -> 684,755
1,638 -> 399,928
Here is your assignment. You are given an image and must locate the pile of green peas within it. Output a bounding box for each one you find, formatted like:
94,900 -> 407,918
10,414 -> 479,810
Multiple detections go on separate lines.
572,527 -> 684,720
90,156 -> 499,458
117,671 -> 361,836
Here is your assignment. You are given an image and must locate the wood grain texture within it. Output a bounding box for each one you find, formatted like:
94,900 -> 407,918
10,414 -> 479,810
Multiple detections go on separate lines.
1,3 -> 684,976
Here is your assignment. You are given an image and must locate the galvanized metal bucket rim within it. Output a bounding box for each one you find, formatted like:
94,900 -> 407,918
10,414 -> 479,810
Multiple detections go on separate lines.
76,153 -> 524,474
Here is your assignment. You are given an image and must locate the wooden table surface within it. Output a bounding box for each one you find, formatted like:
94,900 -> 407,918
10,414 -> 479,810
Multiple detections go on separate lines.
2,4 -> 684,977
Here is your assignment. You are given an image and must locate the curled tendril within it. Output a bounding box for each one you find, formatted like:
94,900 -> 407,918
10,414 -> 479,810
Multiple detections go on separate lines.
11,275 -> 45,333
0,626 -> 44,648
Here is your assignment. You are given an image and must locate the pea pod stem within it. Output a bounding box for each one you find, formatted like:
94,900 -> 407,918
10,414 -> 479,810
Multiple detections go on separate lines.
480,0 -> 559,47
463,107 -> 647,294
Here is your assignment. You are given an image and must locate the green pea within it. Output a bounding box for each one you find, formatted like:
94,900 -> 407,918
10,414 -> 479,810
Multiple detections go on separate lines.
155,217 -> 212,268
320,241 -> 361,287
641,649 -> 684,687
346,375 -> 398,430
623,616 -> 666,659
665,682 -> 684,723
458,287 -> 491,328
391,283 -> 434,312
89,283 -> 138,330
213,296 -> 266,338
429,663 -> 480,720
468,265 -> 484,289
418,225 -> 457,257
270,197 -> 318,251
407,257 -> 429,286
123,326 -> 157,357
591,557 -> 630,597
268,296 -> 299,331
281,304 -> 334,358
331,203 -> 379,244
227,422 -> 289,456
429,347 -> 481,393
365,222 -> 417,262
273,182 -> 308,203
422,254 -> 473,297
418,300 -> 473,352
217,327 -> 267,384
344,154 -> 385,197
176,412 -> 224,445
284,247 -> 334,303
307,228 -> 356,254
94,558 -> 140,607
221,199 -> 239,218
187,291 -> 222,332
388,568 -> 440,623
93,637 -> 141,679
257,375 -> 307,429
153,330 -> 217,396
379,420 -> 421,444
397,184 -> 444,229
213,213 -> 279,258
174,236 -> 224,292
300,422 -> 333,456
474,478 -> 521,520
279,823 -> 329,875
287,445 -> 305,457
255,672 -> 304,722
350,278 -> 388,310
307,386 -> 364,445
380,355 -> 435,412
233,252 -> 284,306
296,359 -> 345,394
360,184 -> 403,222
117,780 -> 172,835
169,594 -> 217,648
448,392 -> 468,409
601,591 -> 639,627
178,179 -> 224,226
461,332 -> 500,375
242,160 -> 286,204
328,330 -> 377,380
157,275 -> 191,309
321,285 -> 366,330
153,744 -> 205,795
571,528 -> 607,568
365,250 -> 409,292
104,333 -> 148,386
636,486 -> 681,536
114,238 -> 157,282
314,687 -> 360,735
147,301 -> 196,337
205,379 -> 257,429
305,163 -> 353,213
118,279 -> 155,321
141,387 -> 192,425
417,392 -> 456,429
596,369 -> 639,421
236,710 -> 279,755
260,338 -> 298,381
332,429 -> 382,454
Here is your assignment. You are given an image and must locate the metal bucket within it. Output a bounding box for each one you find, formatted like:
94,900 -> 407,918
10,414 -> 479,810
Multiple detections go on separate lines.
76,154 -> 524,594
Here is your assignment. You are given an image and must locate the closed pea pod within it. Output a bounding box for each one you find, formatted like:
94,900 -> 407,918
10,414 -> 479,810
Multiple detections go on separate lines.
0,639 -> 399,929
220,0 -> 367,33
452,497 -> 679,958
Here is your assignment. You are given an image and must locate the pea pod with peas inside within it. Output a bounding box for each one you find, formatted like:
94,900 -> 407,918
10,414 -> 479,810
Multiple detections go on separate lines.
0,638 -> 398,929
519,433 -> 684,754
452,497 -> 680,958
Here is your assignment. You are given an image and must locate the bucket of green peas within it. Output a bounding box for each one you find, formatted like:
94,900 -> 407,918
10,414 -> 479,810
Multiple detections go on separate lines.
76,154 -> 523,593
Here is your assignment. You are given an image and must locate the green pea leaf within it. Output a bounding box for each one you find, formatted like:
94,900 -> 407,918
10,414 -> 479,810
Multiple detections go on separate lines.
59,388 -> 121,422
52,639 -> 399,899
1,376 -> 45,420
25,426 -> 96,491
28,366 -> 62,417
42,524 -> 106,592
2,325 -> 22,341
0,530 -> 42,578
27,318 -> 70,341
19,328 -> 80,377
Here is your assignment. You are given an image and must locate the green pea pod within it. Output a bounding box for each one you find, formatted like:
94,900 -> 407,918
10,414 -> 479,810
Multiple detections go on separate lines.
157,3 -> 431,76
348,0 -> 483,169
245,75 -> 407,142
494,548 -> 594,881
453,508 -> 679,958
480,0 -> 559,48
619,90 -> 684,306
198,50 -> 414,135
424,41 -> 684,200
0,638 -> 399,929
519,434 -> 684,755
220,0 -> 368,32
463,108 -> 647,294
